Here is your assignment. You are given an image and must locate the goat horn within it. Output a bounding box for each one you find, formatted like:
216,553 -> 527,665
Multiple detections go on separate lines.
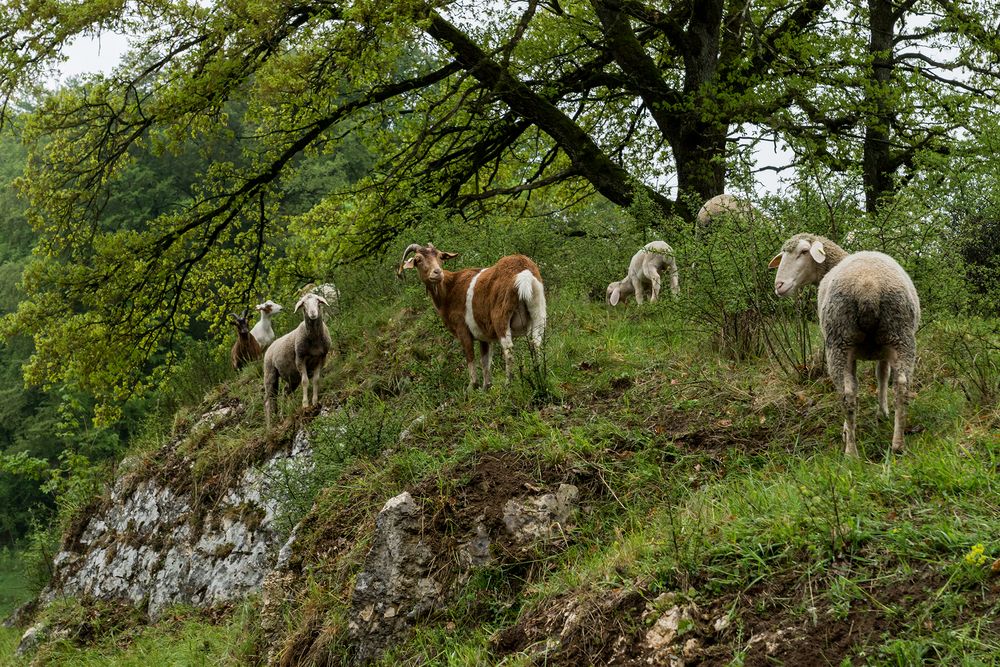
397,243 -> 424,279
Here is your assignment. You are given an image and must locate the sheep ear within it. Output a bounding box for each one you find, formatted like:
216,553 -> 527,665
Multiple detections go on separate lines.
439,251 -> 459,260
610,287 -> 621,306
809,241 -> 827,263
314,295 -> 329,307
294,296 -> 306,313
767,253 -> 783,269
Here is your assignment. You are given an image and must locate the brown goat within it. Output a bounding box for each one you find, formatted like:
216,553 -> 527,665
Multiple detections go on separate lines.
230,310 -> 262,370
398,243 -> 546,390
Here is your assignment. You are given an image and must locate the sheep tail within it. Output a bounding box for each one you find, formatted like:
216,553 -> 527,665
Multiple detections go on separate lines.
855,276 -> 881,329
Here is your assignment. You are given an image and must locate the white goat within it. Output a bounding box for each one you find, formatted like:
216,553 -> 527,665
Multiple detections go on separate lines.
263,293 -> 331,428
250,300 -> 283,349
769,233 -> 920,456
606,240 -> 679,305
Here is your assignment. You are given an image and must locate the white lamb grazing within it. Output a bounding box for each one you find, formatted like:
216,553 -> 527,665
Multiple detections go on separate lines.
769,233 -> 921,457
250,300 -> 282,349
607,241 -> 679,305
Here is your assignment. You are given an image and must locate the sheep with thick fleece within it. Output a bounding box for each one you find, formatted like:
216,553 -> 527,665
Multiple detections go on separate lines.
769,233 -> 920,456
263,292 -> 331,428
606,240 -> 679,305
696,193 -> 754,226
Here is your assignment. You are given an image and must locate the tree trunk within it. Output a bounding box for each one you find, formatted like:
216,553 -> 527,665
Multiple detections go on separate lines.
863,0 -> 897,213
672,125 -> 727,208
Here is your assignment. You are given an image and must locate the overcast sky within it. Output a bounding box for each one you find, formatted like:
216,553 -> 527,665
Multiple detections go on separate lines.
55,31 -> 131,82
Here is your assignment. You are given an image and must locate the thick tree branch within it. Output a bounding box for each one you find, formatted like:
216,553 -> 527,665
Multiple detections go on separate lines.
423,9 -> 675,216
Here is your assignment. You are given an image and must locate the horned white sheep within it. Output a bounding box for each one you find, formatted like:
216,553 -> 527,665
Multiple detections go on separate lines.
398,243 -> 546,391
263,292 -> 332,429
606,240 -> 680,305
769,233 -> 920,456
250,299 -> 282,349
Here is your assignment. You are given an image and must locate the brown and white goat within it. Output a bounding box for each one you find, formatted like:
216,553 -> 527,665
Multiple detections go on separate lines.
398,243 -> 546,390
230,310 -> 262,370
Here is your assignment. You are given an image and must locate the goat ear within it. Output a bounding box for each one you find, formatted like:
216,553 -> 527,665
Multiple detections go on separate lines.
439,251 -> 458,261
809,241 -> 827,263
767,253 -> 782,269
609,287 -> 621,306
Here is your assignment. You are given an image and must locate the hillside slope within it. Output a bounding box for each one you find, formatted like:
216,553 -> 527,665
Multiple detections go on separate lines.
3,278 -> 999,666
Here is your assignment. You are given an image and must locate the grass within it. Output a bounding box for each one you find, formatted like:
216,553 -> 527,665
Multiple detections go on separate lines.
0,601 -> 259,666
0,548 -> 31,620
8,249 -> 1000,664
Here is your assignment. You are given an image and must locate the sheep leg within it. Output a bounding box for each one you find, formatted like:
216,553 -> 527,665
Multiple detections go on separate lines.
891,356 -> 913,453
668,261 -> 680,297
311,365 -> 321,406
297,360 -> 310,408
264,367 -> 279,430
645,265 -> 661,303
500,331 -> 515,384
828,345 -> 859,457
876,359 -> 890,418
480,340 -> 493,389
842,354 -> 859,458
631,276 -> 645,305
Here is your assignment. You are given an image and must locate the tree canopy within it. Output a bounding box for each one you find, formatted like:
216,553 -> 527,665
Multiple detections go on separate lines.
1,0 -> 999,413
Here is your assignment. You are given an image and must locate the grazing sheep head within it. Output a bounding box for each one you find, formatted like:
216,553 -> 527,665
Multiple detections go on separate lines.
230,310 -> 252,334
255,299 -> 282,315
769,234 -> 828,297
294,292 -> 328,321
606,280 -> 632,306
397,243 -> 459,285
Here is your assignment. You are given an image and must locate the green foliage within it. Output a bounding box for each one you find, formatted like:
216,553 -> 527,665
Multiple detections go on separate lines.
272,391 -> 407,534
0,545 -> 32,618
16,600 -> 260,666
929,319 -> 1000,407
670,192 -> 819,371
0,7 -> 998,662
